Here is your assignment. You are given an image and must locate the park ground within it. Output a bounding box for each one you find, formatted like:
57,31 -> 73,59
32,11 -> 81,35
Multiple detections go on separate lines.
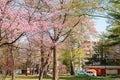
1,75 -> 120,80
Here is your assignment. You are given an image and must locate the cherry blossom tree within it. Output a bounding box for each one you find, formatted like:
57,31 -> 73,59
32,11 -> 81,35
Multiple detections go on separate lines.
0,0 -> 38,80
0,0 -> 99,80
21,0 -> 98,80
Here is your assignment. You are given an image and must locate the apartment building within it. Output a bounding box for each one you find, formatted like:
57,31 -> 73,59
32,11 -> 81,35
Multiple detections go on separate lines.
81,40 -> 97,58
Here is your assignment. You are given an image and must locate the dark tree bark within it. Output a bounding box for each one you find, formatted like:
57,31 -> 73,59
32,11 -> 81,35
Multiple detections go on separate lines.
52,46 -> 59,80
70,59 -> 75,75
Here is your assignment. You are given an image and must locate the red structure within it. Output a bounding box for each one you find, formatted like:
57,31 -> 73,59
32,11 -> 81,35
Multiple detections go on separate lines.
85,66 -> 120,76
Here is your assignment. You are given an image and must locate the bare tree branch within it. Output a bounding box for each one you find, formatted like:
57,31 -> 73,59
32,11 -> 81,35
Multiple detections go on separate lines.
0,33 -> 25,47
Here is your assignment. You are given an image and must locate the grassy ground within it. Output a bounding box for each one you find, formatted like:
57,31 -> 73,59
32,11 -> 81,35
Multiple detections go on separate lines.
1,75 -> 120,80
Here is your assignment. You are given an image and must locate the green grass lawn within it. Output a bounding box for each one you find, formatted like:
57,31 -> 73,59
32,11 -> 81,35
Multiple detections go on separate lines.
1,75 -> 120,80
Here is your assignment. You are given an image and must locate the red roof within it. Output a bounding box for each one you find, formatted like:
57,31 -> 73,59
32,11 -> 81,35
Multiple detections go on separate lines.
85,66 -> 120,69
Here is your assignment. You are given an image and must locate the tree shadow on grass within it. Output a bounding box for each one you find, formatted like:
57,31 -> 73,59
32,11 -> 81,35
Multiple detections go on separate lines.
15,75 -> 38,79
44,76 -> 97,80
59,76 -> 87,80
14,75 -> 112,80
59,76 -> 111,80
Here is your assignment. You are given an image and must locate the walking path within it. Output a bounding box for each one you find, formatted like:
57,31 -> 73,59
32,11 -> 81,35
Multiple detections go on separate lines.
112,78 -> 120,80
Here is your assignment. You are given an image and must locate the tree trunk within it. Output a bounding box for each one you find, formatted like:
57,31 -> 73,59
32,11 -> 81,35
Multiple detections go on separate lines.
70,59 -> 75,75
39,48 -> 51,80
39,59 -> 45,80
39,68 -> 45,80
36,64 -> 39,74
70,49 -> 75,75
39,35 -> 44,80
11,70 -> 15,80
52,46 -> 58,80
9,45 -> 15,80
29,62 -> 32,75
39,61 -> 49,80
32,64 -> 35,75
26,59 -> 28,76
43,65 -> 49,78
43,70 -> 47,78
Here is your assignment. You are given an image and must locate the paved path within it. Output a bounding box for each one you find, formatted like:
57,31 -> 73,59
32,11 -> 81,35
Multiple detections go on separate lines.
111,78 -> 120,80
